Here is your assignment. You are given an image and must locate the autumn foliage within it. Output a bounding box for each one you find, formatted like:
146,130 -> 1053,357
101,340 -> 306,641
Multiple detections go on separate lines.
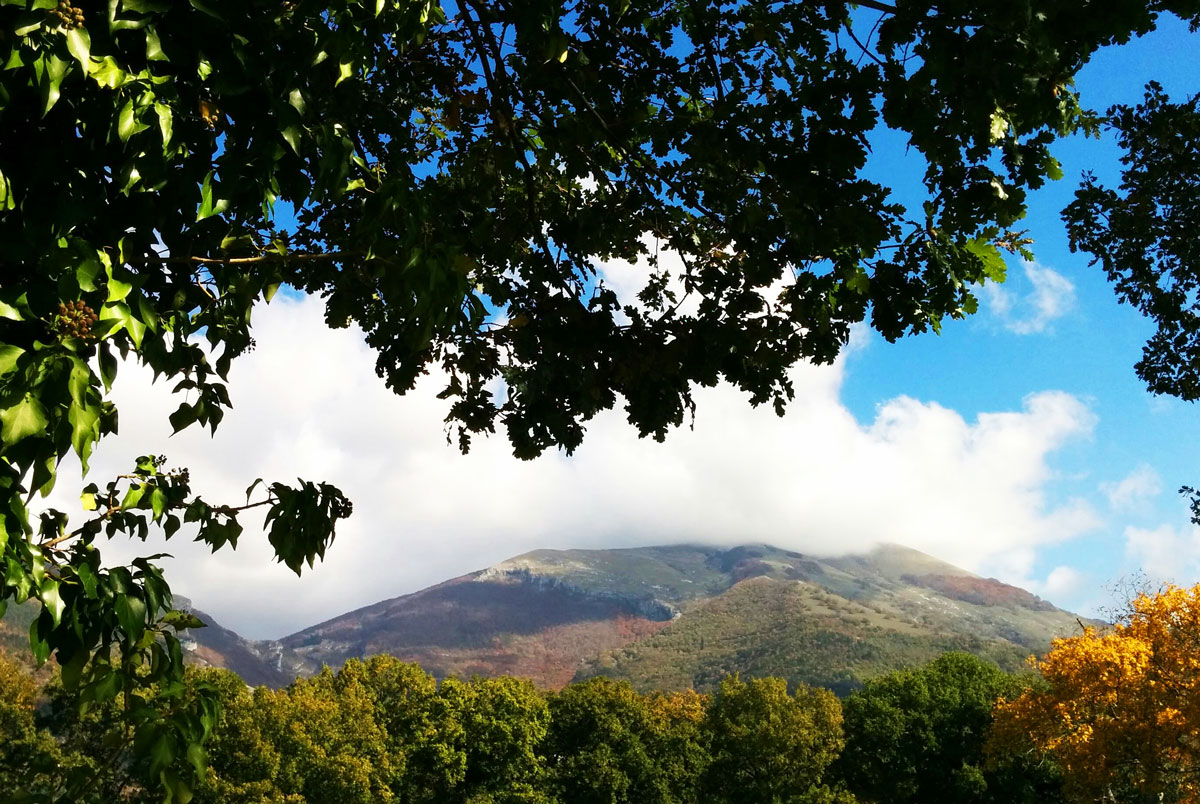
989,584 -> 1200,803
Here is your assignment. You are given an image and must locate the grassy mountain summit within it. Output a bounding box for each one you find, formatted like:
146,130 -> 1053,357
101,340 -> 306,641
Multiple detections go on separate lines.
272,542 -> 1092,693
1,542 -> 1094,693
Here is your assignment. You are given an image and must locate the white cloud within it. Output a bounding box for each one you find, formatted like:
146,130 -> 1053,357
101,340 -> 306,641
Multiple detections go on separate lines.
983,261 -> 1076,335
1041,565 -> 1087,604
43,295 -> 1101,639
1125,522 -> 1200,586
1102,464 -> 1163,511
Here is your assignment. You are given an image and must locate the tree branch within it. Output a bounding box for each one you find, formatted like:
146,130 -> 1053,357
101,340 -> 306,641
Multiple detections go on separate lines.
853,0 -> 896,14
121,252 -> 348,266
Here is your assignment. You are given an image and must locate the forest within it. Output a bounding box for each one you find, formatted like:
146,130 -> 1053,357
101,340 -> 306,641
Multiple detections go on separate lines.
3,583 -> 1200,804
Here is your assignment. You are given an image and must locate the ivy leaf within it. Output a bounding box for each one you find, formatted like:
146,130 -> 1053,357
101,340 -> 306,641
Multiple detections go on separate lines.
64,26 -> 91,72
60,647 -> 89,691
155,102 -> 173,145
39,577 -> 66,627
197,171 -> 229,221
118,100 -> 138,142
69,400 -> 101,472
0,394 -> 49,446
162,609 -> 206,630
116,593 -> 147,642
0,344 -> 25,377
87,56 -> 129,89
0,166 -> 15,211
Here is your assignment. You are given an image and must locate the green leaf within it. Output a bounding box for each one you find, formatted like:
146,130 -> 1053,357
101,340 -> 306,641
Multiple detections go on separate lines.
846,269 -> 870,295
88,55 -> 128,89
288,87 -> 306,115
197,170 -> 229,221
145,27 -> 167,61
161,768 -> 193,804
61,647 -> 89,691
69,400 -> 101,471
186,742 -> 207,777
281,124 -> 302,154
67,357 -> 91,406
77,562 -> 99,598
106,270 -> 133,302
150,486 -> 167,519
219,233 -> 254,251
29,616 -> 50,665
98,342 -> 118,391
0,344 -> 25,376
155,102 -> 173,145
81,490 -> 97,510
162,609 -> 206,630
39,578 -> 66,626
0,394 -> 49,446
39,53 -> 69,115
168,403 -> 196,433
964,237 -> 1008,283
336,59 -> 354,86
0,166 -> 15,211
64,26 -> 90,71
6,558 -> 31,600
99,301 -> 146,347
118,99 -> 137,142
116,593 -> 147,641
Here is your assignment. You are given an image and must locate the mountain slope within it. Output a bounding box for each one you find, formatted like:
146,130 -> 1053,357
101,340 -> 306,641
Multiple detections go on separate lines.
279,543 -> 1091,692
1,597 -> 289,687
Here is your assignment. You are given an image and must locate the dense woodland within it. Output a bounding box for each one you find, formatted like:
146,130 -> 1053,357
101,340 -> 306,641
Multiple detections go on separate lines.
3,583 -> 1200,804
0,650 -> 1048,804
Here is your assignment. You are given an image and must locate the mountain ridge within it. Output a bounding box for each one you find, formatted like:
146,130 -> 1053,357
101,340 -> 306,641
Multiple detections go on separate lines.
1,542 -> 1095,694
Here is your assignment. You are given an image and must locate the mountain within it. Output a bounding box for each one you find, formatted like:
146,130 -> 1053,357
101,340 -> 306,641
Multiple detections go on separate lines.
275,543 -> 1094,693
1,543 -> 1096,694
0,596 -> 288,688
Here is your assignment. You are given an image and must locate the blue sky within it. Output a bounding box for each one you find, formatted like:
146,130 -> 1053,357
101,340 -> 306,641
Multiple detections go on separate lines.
839,13 -> 1200,609
46,13 -> 1200,638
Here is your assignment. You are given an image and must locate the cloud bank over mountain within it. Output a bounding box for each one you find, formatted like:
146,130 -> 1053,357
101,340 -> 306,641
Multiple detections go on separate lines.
50,295 -> 1107,638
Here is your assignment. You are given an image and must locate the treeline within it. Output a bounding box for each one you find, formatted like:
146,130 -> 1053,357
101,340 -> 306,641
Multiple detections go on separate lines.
7,582 -> 1200,804
1,651 -> 1057,804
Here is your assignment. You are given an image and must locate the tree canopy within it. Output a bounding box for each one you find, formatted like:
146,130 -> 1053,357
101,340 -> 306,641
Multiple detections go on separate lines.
989,584 -> 1200,803
4,0 -> 1200,797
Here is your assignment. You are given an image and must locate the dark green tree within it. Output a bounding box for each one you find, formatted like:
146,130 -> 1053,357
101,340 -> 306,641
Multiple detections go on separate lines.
545,677 -> 673,804
1062,83 -> 1200,523
834,652 -> 1063,804
701,675 -> 852,804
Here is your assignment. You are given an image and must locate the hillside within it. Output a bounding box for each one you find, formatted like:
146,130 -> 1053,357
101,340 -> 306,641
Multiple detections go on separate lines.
278,543 -> 1093,692
1,596 -> 288,687
2,543 -> 1094,693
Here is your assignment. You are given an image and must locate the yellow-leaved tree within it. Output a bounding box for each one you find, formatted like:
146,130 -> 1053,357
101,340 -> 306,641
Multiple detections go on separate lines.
988,584 -> 1200,803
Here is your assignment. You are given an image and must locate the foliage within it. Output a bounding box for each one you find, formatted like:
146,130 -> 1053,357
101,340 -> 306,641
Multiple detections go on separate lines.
577,575 -> 1045,696
1062,81 -> 1200,523
989,584 -> 1200,803
545,677 -> 706,804
0,654 -> 81,799
1064,82 -> 1200,404
3,0 -> 1199,795
700,675 -> 851,804
835,652 -> 1063,804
